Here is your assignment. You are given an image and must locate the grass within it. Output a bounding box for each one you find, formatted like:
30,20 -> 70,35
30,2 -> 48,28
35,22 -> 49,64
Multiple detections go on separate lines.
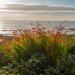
0,24 -> 75,75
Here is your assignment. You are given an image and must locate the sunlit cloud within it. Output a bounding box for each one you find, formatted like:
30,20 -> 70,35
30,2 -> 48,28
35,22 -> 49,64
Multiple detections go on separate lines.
0,0 -> 74,8
0,0 -> 17,4
0,0 -> 17,8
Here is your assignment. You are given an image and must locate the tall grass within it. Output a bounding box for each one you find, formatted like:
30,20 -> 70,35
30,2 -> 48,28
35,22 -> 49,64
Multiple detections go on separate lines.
3,25 -> 68,64
0,24 -> 75,74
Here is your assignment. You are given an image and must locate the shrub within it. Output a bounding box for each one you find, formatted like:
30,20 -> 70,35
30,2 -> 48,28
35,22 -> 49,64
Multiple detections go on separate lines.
0,24 -> 75,74
0,45 -> 11,67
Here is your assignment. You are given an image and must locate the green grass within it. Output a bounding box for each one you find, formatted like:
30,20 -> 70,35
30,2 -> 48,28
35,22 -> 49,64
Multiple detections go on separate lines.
0,25 -> 75,75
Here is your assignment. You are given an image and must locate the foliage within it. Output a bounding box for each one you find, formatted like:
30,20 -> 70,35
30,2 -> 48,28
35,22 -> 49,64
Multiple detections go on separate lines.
0,24 -> 75,74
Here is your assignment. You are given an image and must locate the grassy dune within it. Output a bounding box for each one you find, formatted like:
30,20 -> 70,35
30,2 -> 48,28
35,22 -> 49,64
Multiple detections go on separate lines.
0,24 -> 75,75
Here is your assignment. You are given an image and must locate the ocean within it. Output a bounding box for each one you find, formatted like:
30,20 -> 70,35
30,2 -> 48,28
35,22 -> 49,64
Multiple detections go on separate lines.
0,20 -> 75,35
0,9 -> 75,35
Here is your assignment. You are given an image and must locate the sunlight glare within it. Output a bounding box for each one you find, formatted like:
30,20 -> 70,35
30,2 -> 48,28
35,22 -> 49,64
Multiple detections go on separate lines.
0,0 -> 18,8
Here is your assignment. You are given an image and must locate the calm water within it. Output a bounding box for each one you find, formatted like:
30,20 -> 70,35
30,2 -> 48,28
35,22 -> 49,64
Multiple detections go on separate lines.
0,20 -> 75,35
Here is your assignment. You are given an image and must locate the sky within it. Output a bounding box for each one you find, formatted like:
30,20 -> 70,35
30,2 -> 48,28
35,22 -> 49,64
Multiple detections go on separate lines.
0,0 -> 75,7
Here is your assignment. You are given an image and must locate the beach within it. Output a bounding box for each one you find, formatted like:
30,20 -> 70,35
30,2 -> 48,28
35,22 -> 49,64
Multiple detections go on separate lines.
0,1 -> 75,74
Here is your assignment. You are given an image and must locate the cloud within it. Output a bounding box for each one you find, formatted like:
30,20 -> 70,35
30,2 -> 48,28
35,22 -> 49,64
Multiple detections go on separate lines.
0,0 -> 74,8
0,0 -> 17,4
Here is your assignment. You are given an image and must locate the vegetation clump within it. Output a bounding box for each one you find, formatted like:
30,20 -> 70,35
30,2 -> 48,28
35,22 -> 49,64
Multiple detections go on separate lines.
0,24 -> 75,75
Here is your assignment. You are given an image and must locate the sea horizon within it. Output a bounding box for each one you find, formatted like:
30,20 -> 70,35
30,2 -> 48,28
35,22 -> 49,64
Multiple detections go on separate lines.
0,4 -> 75,35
